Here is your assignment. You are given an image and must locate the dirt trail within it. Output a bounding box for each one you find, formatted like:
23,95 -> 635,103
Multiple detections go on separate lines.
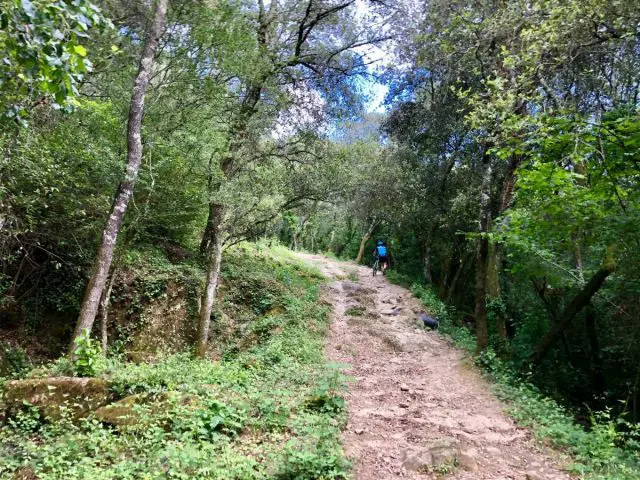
297,253 -> 571,480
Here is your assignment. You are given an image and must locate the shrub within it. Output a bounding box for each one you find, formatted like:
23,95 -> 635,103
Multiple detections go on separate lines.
72,330 -> 103,377
0,342 -> 31,379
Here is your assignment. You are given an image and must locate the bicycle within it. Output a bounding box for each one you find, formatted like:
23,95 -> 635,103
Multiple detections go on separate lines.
372,257 -> 381,276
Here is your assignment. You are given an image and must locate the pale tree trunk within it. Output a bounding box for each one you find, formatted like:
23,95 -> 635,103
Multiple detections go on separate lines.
328,230 -> 335,252
355,217 -> 378,264
196,204 -> 225,357
99,270 -> 116,354
194,0 -> 359,356
195,109 -> 254,357
291,215 -> 309,251
70,0 -> 169,354
474,153 -> 493,354
195,128 -> 255,358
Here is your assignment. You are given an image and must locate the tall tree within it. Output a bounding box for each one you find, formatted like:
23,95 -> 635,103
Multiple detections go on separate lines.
195,0 -> 383,356
70,0 -> 169,351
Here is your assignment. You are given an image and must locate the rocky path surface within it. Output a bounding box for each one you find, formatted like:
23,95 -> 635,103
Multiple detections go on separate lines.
297,253 -> 571,480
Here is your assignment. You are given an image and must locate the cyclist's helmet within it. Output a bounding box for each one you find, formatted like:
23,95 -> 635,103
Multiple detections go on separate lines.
377,240 -> 384,246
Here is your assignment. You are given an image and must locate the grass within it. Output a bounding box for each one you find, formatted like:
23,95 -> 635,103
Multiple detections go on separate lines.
344,306 -> 365,317
404,281 -> 640,480
0,245 -> 349,480
346,270 -> 359,282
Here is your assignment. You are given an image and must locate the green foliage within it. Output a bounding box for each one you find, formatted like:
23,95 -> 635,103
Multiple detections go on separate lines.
72,329 -> 102,377
1,0 -> 639,476
275,435 -> 350,480
7,402 -> 41,433
169,398 -> 246,441
488,361 -> 640,479
0,342 -> 31,378
0,0 -> 112,121
47,357 -> 76,377
344,306 -> 364,316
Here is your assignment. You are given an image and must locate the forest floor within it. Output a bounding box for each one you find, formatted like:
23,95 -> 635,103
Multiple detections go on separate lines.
297,253 -> 572,480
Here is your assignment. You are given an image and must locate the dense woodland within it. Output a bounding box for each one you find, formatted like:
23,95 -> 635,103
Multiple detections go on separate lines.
1,0 -> 640,478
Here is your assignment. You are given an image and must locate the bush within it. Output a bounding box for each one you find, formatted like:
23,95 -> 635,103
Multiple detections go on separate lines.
0,342 -> 31,379
72,330 -> 103,377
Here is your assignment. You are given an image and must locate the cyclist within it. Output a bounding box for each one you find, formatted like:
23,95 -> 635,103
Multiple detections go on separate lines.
373,240 -> 389,274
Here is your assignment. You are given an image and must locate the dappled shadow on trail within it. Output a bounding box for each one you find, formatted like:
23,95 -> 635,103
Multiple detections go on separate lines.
297,253 -> 571,480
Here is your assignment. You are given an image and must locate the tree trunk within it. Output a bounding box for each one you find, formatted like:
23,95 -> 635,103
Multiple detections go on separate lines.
487,241 -> 507,339
69,0 -> 169,354
585,305 -> 605,393
474,153 -> 493,354
446,252 -> 470,304
530,250 -> 616,365
486,155 -> 519,342
200,203 -> 217,256
291,215 -> 309,251
195,0 -> 272,356
355,217 -> 378,264
99,270 -> 116,355
196,203 -> 225,357
474,233 -> 490,353
194,80 -> 264,359
422,225 -> 435,284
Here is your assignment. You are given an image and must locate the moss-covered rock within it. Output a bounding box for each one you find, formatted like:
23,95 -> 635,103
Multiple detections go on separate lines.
93,391 -> 200,428
2,377 -> 112,421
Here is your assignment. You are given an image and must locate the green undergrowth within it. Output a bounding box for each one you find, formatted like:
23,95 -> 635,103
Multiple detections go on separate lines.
406,281 -> 640,480
0,245 -> 349,479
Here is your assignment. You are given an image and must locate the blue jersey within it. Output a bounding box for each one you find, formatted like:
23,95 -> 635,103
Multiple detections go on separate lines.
376,245 -> 387,257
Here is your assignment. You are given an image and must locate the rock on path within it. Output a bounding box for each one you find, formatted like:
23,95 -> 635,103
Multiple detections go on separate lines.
297,253 -> 571,480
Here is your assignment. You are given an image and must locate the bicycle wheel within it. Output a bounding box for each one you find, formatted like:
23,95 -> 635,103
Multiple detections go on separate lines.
372,260 -> 379,276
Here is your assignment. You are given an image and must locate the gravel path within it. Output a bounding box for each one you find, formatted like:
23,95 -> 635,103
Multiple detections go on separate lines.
297,253 -> 572,480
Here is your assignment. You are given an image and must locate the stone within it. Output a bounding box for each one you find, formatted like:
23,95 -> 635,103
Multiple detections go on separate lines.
419,313 -> 439,329
401,437 -> 460,473
94,391 -> 200,428
400,384 -> 410,392
354,428 -> 365,435
399,402 -> 410,408
3,377 -> 111,422
457,450 -> 479,471
485,446 -> 502,456
93,394 -> 148,427
526,473 -> 545,480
